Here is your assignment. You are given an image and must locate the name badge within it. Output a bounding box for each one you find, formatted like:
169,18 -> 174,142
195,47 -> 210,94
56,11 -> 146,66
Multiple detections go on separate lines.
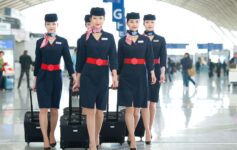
56,41 -> 62,45
138,40 -> 144,43
153,40 -> 159,42
101,37 -> 108,41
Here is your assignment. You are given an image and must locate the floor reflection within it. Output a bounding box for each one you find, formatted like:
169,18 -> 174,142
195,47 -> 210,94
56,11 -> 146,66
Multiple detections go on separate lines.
1,70 -> 237,149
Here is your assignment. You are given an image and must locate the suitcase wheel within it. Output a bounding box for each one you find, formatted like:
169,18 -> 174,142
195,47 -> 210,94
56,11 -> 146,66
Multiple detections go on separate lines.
120,143 -> 123,145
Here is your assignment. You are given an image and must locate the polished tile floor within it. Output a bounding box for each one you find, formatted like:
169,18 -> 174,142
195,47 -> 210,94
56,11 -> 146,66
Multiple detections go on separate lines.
1,69 -> 237,150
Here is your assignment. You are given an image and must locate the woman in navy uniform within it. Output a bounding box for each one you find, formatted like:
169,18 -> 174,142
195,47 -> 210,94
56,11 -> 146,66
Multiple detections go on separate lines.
84,14 -> 91,28
141,14 -> 167,144
75,7 -> 118,150
117,12 -> 156,150
72,14 -> 91,71
33,14 -> 77,150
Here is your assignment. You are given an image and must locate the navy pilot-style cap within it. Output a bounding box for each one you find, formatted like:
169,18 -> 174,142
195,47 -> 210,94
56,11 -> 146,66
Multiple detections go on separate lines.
44,13 -> 58,22
84,14 -> 91,23
126,12 -> 140,21
90,7 -> 105,16
143,14 -> 156,21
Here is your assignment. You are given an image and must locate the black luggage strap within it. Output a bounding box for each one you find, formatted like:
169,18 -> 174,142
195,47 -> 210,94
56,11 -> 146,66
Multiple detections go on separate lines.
106,87 -> 119,122
68,77 -> 82,125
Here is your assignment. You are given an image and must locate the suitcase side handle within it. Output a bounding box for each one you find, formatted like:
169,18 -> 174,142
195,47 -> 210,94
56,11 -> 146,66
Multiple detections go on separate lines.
107,87 -> 119,122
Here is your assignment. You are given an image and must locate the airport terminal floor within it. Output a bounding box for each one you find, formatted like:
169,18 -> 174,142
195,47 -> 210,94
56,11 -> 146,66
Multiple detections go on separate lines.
1,68 -> 237,150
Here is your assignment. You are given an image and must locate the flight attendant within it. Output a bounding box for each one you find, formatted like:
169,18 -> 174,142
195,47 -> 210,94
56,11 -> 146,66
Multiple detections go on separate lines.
75,7 -> 118,150
33,14 -> 77,150
72,14 -> 91,71
117,12 -> 156,150
74,14 -> 91,69
141,14 -> 167,144
84,14 -> 91,28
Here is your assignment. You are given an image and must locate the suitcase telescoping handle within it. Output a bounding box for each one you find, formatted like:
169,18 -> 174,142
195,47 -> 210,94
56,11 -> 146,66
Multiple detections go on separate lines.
68,77 -> 82,125
106,87 -> 119,121
69,78 -> 73,114
29,88 -> 34,120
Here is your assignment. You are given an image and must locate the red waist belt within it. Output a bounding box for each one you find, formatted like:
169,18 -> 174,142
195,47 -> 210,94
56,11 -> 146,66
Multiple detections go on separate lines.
154,58 -> 160,64
41,64 -> 60,71
124,58 -> 146,65
86,57 -> 108,66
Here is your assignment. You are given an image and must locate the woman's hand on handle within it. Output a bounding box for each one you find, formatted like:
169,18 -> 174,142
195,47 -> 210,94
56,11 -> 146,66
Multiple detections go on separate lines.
72,73 -> 80,92
32,76 -> 37,92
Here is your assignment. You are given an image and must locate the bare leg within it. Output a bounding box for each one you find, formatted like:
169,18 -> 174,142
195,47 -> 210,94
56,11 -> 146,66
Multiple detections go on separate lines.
95,109 -> 104,146
84,108 -> 97,150
39,108 -> 49,148
149,102 -> 156,133
125,107 -> 136,149
49,108 -> 58,144
141,103 -> 151,142
134,108 -> 141,128
128,108 -> 141,142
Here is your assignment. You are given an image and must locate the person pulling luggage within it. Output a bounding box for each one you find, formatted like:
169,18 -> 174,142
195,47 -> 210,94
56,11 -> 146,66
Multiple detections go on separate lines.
74,7 -> 118,150
33,13 -> 78,150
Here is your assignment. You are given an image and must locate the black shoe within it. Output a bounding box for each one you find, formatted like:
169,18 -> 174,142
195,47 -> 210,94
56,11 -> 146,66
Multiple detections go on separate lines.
130,148 -> 136,150
44,147 -> 51,150
145,141 -> 151,145
50,142 -> 56,147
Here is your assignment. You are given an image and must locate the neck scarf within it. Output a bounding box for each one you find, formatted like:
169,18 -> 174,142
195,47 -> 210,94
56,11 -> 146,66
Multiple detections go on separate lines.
40,33 -> 56,48
125,30 -> 139,45
144,30 -> 155,36
86,26 -> 102,40
46,33 -> 56,37
127,30 -> 139,36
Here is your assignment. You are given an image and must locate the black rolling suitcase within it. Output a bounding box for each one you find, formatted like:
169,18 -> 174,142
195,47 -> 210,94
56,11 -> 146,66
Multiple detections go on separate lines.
24,88 -> 50,145
60,84 -> 89,150
100,87 -> 126,145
